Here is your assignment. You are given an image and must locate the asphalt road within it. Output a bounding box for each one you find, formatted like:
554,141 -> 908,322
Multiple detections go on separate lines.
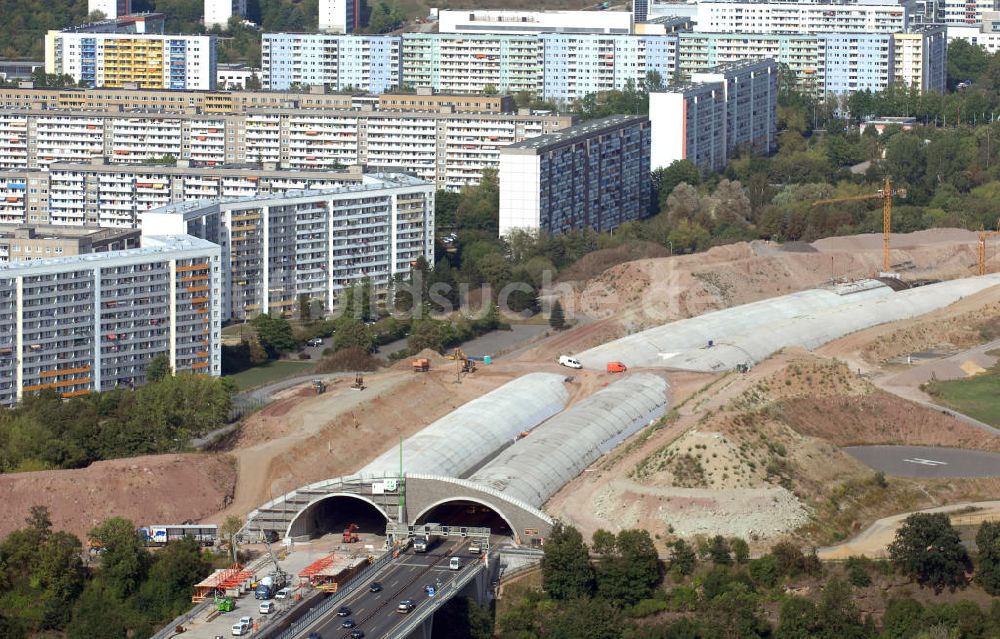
298,540 -> 473,639
844,445 -> 1000,478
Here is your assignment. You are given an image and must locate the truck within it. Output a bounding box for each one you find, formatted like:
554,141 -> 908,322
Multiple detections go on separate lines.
137,524 -> 217,547
413,533 -> 438,553
254,574 -> 288,600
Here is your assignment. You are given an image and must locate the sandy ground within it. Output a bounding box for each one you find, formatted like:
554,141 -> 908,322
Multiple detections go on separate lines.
0,454 -> 236,542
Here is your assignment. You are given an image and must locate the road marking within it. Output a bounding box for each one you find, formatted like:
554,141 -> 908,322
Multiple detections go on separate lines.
903,458 -> 948,466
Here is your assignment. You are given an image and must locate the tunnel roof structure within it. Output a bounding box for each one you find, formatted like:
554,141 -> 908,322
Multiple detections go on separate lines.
577,275 -> 1000,372
357,372 -> 571,479
470,373 -> 669,507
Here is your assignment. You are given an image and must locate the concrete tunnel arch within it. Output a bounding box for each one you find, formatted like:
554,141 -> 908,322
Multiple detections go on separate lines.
412,496 -> 519,539
286,492 -> 391,539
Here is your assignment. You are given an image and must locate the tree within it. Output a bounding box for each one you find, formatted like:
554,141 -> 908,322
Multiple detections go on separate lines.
653,160 -> 701,212
138,536 -> 212,619
889,513 -> 972,592
549,300 -> 566,330
730,537 -> 750,564
87,517 -> 148,599
298,293 -> 312,321
669,539 -> 697,577
541,522 -> 594,600
251,313 -> 297,354
593,529 -> 661,605
709,535 -> 732,565
976,520 -> 1000,595
219,515 -> 244,564
36,531 -> 84,628
145,353 -> 171,383
776,596 -> 818,639
333,317 -> 374,353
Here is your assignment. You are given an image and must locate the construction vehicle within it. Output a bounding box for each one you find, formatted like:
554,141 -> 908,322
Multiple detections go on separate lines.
257,529 -> 289,601
343,523 -> 360,543
978,219 -> 1000,275
812,176 -> 905,273
606,361 -> 627,373
216,596 -> 234,612
412,358 -> 430,372
311,379 -> 327,394
450,348 -> 476,375
351,373 -> 366,390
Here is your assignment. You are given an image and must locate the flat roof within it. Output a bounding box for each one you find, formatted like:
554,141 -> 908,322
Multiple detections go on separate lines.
0,234 -> 218,274
500,114 -> 646,153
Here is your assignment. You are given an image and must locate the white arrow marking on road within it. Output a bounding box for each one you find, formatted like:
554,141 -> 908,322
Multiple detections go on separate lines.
903,458 -> 948,466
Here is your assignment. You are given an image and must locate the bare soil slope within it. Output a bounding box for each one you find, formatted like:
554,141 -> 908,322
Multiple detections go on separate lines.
0,454 -> 236,541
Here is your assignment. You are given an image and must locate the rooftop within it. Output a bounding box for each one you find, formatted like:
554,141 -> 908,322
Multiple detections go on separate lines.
0,235 -> 217,274
501,114 -> 646,152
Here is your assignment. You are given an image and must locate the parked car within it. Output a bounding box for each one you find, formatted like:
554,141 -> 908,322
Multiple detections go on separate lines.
558,355 -> 582,369
275,587 -> 292,600
259,601 -> 275,615
307,337 -> 323,347
231,621 -> 250,636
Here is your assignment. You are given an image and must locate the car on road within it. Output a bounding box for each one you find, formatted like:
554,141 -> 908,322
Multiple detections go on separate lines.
231,621 -> 250,636
350,630 -> 365,639
337,606 -> 352,617
259,601 -> 275,614
307,337 -> 323,347
275,587 -> 292,599
449,556 -> 461,570
239,616 -> 253,627
397,599 -> 416,613
342,618 -> 356,628
558,355 -> 582,369
307,633 -> 323,639
369,581 -> 382,592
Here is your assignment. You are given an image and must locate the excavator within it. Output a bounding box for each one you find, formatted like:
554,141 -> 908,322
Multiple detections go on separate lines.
449,348 -> 477,375
343,523 -> 360,543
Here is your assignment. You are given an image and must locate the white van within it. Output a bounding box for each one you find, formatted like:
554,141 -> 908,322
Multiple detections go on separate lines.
275,587 -> 292,600
558,355 -> 582,369
449,556 -> 461,570
231,621 -> 250,636
259,601 -> 275,615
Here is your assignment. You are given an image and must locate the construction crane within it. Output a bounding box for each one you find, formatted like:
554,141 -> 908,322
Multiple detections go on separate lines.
812,176 -> 905,273
978,218 -> 1000,275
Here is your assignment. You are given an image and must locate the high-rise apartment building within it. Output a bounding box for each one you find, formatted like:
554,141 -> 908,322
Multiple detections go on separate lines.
499,115 -> 651,236
0,234 -> 222,407
45,32 -> 217,89
0,106 -> 573,194
0,226 -> 140,263
204,0 -> 248,28
540,34 -> 677,101
694,0 -> 916,35
893,25 -> 947,92
651,60 -> 778,173
319,0 -> 358,33
262,34 -> 401,92
948,13 -> 1000,52
89,0 -> 131,19
141,175 -> 434,320
942,0 -> 1000,24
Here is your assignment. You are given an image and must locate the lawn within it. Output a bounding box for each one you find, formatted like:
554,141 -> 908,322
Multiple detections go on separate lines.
224,360 -> 317,391
924,364 -> 1000,427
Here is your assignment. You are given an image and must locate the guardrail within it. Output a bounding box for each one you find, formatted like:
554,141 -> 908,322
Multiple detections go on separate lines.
149,554 -> 273,639
390,561 -> 485,638
269,550 -> 397,639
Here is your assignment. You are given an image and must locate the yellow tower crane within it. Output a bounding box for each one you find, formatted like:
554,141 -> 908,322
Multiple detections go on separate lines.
812,177 -> 906,274
978,219 -> 1000,276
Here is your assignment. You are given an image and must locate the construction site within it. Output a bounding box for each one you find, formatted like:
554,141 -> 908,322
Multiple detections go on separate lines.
3,226 -> 1000,565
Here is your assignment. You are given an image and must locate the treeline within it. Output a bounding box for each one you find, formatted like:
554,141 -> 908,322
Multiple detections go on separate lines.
0,357 -> 233,473
497,515 -> 1000,638
0,507 -> 217,639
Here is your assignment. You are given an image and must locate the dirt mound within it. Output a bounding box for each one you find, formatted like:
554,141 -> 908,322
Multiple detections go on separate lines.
858,301 -> 1000,364
813,229 -> 979,252
315,347 -> 383,373
556,241 -> 672,284
0,454 -> 236,542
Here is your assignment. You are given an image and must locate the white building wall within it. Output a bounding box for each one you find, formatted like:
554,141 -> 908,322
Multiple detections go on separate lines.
650,91 -> 688,171
205,0 -> 247,28
438,9 -> 634,34
695,0 -> 914,34
948,22 -> 1000,53
498,154 -> 541,235
319,0 -> 355,33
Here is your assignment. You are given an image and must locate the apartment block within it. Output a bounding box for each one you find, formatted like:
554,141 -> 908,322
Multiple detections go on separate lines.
942,0 -> 1000,24
217,63 -> 259,90
0,234 -> 222,407
262,34 -> 401,92
0,107 -> 573,194
45,32 -> 217,90
141,175 -> 433,320
0,226 -> 140,263
649,83 -> 727,173
540,34 -> 678,101
893,26 -> 947,93
438,9 -> 635,34
89,0 -> 131,19
499,115 -> 651,236
694,0 -> 915,35
319,0 -> 358,33
402,33 -> 544,95
948,16 -> 1000,52
690,59 -> 778,157
818,34 -> 895,95
205,0 -> 248,29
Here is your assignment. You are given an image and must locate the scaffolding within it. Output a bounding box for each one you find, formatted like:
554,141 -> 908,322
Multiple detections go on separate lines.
191,563 -> 255,602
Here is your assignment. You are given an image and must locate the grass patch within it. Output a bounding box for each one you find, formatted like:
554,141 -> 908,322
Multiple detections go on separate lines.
924,364 -> 1000,426
224,360 -> 316,391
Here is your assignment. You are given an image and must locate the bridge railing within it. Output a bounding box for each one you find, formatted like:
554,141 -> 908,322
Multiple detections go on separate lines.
270,549 -> 398,639
391,560 -> 486,638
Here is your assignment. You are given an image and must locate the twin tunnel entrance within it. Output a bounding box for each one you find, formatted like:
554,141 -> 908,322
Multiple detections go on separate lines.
291,495 -> 514,540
